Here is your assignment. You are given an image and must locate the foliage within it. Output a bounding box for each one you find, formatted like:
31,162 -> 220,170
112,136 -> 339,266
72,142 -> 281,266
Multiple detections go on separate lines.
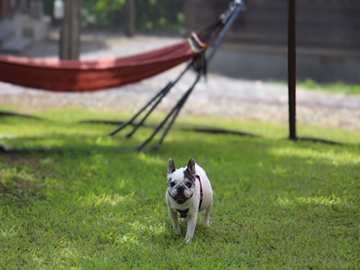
0,108 -> 360,269
133,0 -> 185,31
43,0 -> 185,30
43,0 -> 185,31
81,0 -> 125,27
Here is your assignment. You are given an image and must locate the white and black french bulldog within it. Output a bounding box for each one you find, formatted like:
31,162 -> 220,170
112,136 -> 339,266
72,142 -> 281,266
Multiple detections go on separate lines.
166,158 -> 213,243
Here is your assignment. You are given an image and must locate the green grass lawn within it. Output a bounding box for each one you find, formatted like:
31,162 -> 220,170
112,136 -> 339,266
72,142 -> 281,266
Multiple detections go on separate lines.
0,107 -> 360,269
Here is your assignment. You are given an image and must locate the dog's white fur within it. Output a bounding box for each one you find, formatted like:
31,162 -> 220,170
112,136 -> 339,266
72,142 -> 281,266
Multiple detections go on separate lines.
166,158 -> 213,243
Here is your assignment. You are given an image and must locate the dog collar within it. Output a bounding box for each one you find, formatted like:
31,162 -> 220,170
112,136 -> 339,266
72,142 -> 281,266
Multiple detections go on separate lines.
177,208 -> 189,218
196,175 -> 204,210
175,174 -> 203,218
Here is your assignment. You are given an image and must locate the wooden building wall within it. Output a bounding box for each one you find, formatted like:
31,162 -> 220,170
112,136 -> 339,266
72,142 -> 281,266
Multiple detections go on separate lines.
185,0 -> 360,53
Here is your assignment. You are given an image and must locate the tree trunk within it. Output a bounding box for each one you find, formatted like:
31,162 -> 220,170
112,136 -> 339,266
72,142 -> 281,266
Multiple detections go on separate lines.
60,0 -> 81,60
125,0 -> 135,37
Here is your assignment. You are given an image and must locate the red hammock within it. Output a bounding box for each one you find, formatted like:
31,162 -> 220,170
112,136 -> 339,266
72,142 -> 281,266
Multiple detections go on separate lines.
0,35 -> 206,92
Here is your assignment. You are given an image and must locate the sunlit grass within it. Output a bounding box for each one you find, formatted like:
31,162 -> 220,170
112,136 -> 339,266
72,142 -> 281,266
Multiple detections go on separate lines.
298,79 -> 360,95
271,146 -> 360,166
271,79 -> 360,95
277,195 -> 345,207
0,107 -> 359,269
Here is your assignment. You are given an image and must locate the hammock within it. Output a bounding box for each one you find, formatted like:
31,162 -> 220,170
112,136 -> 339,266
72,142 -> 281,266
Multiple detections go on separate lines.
0,34 -> 207,92
0,0 -> 240,93
0,0 -> 245,153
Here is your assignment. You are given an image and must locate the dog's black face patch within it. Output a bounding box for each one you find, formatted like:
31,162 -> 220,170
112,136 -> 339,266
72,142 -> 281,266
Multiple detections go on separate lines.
168,181 -> 175,188
184,181 -> 194,189
183,170 -> 195,184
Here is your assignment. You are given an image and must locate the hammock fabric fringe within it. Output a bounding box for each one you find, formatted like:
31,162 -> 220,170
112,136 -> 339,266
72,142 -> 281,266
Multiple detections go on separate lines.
0,34 -> 206,92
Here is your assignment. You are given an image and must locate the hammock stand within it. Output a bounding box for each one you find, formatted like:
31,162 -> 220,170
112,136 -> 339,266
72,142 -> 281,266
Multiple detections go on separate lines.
113,1 -> 244,152
0,0 -> 245,153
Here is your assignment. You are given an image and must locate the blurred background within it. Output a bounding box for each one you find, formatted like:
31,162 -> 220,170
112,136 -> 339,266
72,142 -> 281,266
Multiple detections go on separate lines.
0,0 -> 360,139
0,0 -> 359,83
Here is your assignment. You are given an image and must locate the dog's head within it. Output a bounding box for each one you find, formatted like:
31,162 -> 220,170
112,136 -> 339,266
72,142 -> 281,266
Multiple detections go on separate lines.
167,158 -> 197,205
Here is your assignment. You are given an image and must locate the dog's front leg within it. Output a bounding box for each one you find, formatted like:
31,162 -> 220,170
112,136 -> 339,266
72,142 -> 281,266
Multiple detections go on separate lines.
185,213 -> 198,244
168,208 -> 181,235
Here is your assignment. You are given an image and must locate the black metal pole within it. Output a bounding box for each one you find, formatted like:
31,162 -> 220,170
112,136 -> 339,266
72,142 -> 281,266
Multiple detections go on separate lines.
288,0 -> 297,140
207,1 -> 243,63
108,83 -> 170,136
147,69 -> 205,152
108,60 -> 194,137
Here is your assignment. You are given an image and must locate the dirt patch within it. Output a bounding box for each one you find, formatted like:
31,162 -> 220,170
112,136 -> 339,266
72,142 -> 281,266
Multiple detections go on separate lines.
0,155 -> 45,200
0,175 -> 43,199
1,154 -> 42,168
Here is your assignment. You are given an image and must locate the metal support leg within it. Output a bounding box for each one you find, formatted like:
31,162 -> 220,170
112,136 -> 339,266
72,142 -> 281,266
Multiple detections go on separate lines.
108,60 -> 194,137
108,82 -> 170,136
136,69 -> 204,152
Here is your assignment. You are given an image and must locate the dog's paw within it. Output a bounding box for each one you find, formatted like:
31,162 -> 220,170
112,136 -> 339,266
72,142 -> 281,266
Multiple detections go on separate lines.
204,220 -> 210,227
184,236 -> 192,244
174,226 -> 181,235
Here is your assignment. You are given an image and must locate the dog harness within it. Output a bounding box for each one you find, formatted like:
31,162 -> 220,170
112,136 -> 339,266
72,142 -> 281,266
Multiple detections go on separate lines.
176,175 -> 203,218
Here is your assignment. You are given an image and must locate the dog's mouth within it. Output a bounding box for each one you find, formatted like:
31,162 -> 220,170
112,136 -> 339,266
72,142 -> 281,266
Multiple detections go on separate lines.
175,196 -> 187,204
168,192 -> 193,205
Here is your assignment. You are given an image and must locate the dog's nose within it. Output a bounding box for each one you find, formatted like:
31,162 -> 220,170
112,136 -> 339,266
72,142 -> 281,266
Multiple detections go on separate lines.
177,186 -> 184,194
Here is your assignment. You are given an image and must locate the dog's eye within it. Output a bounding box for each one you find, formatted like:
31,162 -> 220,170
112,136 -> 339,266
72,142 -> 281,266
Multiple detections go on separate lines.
169,182 -> 175,187
185,182 -> 192,188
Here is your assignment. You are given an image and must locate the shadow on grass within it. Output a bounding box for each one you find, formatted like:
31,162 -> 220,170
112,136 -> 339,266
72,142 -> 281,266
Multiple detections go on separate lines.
1,112 -> 354,155
0,132 -> 359,267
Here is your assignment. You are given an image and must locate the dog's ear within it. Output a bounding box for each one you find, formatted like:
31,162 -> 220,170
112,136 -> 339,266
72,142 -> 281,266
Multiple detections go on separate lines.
186,158 -> 196,175
167,158 -> 176,174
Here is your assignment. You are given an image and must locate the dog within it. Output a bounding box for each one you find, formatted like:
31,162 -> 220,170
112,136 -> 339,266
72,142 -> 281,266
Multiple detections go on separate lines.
166,158 -> 213,243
